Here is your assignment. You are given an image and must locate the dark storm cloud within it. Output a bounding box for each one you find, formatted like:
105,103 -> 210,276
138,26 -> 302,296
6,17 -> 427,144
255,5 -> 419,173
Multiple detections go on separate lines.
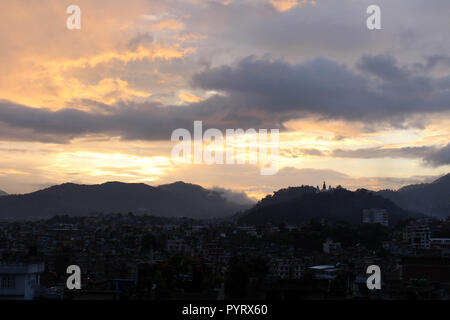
192,55 -> 450,123
424,144 -> 450,167
0,54 -> 449,142
0,98 -> 283,143
357,54 -> 409,81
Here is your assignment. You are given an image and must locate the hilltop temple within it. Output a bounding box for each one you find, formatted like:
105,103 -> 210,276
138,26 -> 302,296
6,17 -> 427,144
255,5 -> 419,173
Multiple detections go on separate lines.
316,181 -> 333,193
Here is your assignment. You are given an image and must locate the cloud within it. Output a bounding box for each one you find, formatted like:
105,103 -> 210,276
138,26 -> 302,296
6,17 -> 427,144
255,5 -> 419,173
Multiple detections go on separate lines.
192,55 -> 450,124
0,53 -> 449,143
281,148 -> 325,158
127,32 -> 154,50
0,95 -> 282,143
331,146 -> 437,159
424,144 -> 450,167
211,186 -> 257,205
178,91 -> 203,103
0,0 -> 198,108
269,0 -> 317,12
357,54 -> 409,82
331,145 -> 450,168
156,18 -> 184,31
414,55 -> 450,72
270,0 -> 300,12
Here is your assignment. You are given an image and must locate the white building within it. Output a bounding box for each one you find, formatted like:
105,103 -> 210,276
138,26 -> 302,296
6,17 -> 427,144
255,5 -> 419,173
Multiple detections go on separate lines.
0,263 -> 45,300
362,208 -> 389,227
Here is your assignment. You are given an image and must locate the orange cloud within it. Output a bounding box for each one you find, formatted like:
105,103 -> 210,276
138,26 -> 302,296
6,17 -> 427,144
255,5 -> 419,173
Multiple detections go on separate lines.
270,0 -> 300,12
44,44 -> 195,71
178,91 -> 203,103
0,42 -> 194,108
270,0 -> 315,12
0,0 -> 196,109
61,78 -> 152,106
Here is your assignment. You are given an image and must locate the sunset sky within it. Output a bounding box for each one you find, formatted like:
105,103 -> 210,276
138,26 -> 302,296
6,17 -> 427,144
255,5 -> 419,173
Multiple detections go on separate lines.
0,0 -> 449,199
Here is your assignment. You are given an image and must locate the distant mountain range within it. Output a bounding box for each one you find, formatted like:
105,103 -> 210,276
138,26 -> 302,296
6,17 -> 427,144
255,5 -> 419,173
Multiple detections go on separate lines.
0,190 -> 7,196
0,181 -> 253,220
378,173 -> 450,218
238,186 -> 420,225
0,173 -> 448,222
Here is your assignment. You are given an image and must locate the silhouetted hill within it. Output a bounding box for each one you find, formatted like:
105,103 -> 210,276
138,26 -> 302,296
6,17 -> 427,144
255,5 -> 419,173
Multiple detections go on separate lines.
378,173 -> 450,218
0,190 -> 7,196
0,181 -> 252,220
238,186 -> 419,225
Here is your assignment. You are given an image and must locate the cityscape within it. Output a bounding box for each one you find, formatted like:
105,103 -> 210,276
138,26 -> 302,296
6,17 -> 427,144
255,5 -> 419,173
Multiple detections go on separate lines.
1,176 -> 450,300
0,0 -> 450,310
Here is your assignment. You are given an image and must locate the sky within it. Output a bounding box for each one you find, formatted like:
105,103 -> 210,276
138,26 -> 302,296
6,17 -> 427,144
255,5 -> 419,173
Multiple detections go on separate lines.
0,0 -> 449,200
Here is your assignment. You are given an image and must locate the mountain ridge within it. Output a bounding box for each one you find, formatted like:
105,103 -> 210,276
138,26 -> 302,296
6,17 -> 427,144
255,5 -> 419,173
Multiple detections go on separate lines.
0,181 -> 252,220
238,186 -> 421,225
377,173 -> 450,218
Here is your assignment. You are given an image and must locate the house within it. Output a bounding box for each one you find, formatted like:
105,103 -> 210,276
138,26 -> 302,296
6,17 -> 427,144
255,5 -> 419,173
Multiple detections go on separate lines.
0,262 -> 45,300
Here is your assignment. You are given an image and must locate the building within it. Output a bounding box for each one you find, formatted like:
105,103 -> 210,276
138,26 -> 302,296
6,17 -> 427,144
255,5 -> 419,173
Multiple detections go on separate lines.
430,238 -> 450,249
271,259 -> 304,279
166,238 -> 189,253
323,239 -> 341,254
362,208 -> 389,227
0,263 -> 45,300
204,242 -> 226,264
403,225 -> 431,249
316,181 -> 333,193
